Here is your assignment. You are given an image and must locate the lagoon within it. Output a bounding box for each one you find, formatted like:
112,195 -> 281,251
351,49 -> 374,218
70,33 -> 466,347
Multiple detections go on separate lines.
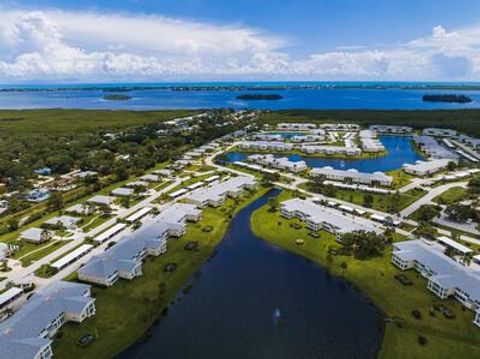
119,190 -> 383,359
226,135 -> 423,173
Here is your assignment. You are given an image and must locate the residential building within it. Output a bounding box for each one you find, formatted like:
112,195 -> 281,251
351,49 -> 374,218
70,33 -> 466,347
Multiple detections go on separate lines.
311,166 -> 393,186
280,198 -> 380,238
87,195 -> 116,206
25,188 -> 50,203
19,228 -> 52,244
44,215 -> 81,229
369,125 -> 413,134
111,187 -> 134,197
300,145 -> 361,156
422,128 -> 457,137
239,141 -> 293,152
277,123 -> 316,130
403,158 -> 454,176
414,135 -> 459,160
0,281 -> 96,359
248,154 -> 307,173
392,240 -> 480,327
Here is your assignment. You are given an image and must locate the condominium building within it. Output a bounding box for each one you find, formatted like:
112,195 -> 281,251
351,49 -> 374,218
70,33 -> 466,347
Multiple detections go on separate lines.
277,123 -> 317,130
185,176 -> 257,208
414,135 -> 459,160
0,281 -> 96,359
319,123 -> 360,130
300,145 -> 361,156
239,141 -> 293,152
280,198 -> 380,238
422,128 -> 457,137
402,158 -> 454,176
290,134 -> 325,143
251,133 -> 284,141
369,125 -> 413,134
248,154 -> 307,173
311,166 -> 393,186
392,240 -> 480,327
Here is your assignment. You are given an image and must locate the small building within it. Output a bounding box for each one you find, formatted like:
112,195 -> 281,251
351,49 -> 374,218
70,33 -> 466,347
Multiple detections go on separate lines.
125,181 -> 149,188
44,215 -> 81,230
65,203 -> 90,215
140,174 -> 160,182
19,228 -> 53,244
111,187 -> 134,197
87,195 -> 116,206
50,244 -> 94,272
34,167 -> 52,176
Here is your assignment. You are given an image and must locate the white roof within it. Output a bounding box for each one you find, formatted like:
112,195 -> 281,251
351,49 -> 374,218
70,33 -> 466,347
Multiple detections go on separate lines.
50,244 -> 93,270
0,287 -> 22,307
111,187 -> 134,197
169,188 -> 188,198
437,236 -> 473,254
94,223 -> 127,244
125,207 -> 153,223
87,195 -> 115,205
19,228 -> 47,242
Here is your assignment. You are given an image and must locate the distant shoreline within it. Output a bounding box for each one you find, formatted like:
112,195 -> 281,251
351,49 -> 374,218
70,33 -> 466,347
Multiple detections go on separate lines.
3,83 -> 480,92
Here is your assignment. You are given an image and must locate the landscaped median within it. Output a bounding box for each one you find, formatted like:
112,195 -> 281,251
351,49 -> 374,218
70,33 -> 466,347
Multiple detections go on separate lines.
52,186 -> 270,358
250,190 -> 480,359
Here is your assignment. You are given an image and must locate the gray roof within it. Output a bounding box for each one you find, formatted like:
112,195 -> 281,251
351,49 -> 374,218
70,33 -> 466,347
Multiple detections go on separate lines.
394,240 -> 480,302
185,177 -> 256,204
0,281 -> 93,359
311,166 -> 392,184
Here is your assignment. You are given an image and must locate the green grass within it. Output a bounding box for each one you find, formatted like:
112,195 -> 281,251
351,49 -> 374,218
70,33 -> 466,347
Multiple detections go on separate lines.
387,169 -> 414,189
81,214 -> 113,233
326,187 -> 427,214
52,187 -> 270,358
433,187 -> 469,205
19,240 -> 72,266
251,190 -> 480,359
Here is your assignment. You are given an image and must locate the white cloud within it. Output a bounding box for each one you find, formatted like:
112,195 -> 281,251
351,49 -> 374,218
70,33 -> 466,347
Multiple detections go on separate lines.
0,9 -> 480,81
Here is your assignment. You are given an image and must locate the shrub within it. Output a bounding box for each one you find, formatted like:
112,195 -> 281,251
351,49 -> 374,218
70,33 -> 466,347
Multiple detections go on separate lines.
411,309 -> 422,320
418,335 -> 428,346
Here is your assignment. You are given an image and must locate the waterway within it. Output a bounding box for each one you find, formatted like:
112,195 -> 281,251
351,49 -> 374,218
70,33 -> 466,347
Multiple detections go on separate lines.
226,135 -> 423,173
119,190 -> 383,359
1,82 -> 480,110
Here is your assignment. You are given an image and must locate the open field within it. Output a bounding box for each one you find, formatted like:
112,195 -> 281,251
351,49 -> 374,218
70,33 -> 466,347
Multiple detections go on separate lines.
52,187 -> 270,358
432,187 -> 469,204
251,190 -> 480,359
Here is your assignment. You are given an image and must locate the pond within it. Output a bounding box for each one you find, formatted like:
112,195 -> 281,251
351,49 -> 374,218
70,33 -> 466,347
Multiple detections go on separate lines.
119,190 -> 384,359
226,135 -> 423,173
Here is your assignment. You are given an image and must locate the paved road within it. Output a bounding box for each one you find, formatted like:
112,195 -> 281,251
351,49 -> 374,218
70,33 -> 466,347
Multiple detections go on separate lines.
1,178 -> 182,291
399,181 -> 468,218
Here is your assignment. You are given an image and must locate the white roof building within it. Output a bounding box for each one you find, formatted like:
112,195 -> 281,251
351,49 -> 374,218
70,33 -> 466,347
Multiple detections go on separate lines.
403,158 -> 454,176
311,166 -> 393,186
277,123 -> 316,130
19,228 -> 52,243
248,154 -> 307,173
44,215 -> 81,229
87,195 -> 116,206
111,187 -> 134,197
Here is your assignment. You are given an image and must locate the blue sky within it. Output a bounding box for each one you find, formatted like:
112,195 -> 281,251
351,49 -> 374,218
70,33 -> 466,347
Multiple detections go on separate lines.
1,0 -> 480,82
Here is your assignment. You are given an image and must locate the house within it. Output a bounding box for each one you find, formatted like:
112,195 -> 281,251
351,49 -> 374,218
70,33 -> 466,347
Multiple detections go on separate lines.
0,281 -> 96,359
280,198 -> 380,238
111,187 -> 134,197
125,181 -> 149,188
140,174 -> 160,182
74,170 -> 99,179
392,240 -> 480,327
310,166 -> 393,186
87,195 -> 116,206
34,167 -> 52,176
25,188 -> 50,203
65,203 -> 90,215
153,169 -> 173,177
19,228 -> 53,243
403,158 -> 455,176
44,215 -> 81,230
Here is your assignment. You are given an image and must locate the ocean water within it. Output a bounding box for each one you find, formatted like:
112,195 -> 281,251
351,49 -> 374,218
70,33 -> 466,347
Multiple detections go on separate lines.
0,82 -> 480,110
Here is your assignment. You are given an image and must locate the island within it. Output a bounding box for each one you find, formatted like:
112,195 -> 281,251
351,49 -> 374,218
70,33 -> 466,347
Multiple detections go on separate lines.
102,94 -> 132,101
422,94 -> 472,103
236,93 -> 283,101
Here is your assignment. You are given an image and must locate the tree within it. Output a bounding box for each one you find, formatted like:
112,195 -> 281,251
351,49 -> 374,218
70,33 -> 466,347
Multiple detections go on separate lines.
47,192 -> 63,211
339,230 -> 386,259
447,161 -> 457,171
415,205 -> 441,222
414,222 -> 437,240
363,194 -> 374,208
445,204 -> 477,223
268,197 -> 279,212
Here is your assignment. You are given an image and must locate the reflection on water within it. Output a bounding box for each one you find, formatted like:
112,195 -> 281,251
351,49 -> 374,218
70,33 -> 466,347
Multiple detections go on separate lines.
119,190 -> 383,359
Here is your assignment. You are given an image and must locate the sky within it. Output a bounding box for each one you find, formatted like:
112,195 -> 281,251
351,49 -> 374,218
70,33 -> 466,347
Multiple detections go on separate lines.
1,0 -> 480,82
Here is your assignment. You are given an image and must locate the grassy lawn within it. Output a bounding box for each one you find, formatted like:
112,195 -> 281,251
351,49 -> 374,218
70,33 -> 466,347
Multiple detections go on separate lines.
387,169 -> 414,189
81,214 -> 113,233
251,190 -> 480,359
52,186 -> 270,358
18,240 -> 72,267
333,188 -> 427,213
432,187 -> 469,205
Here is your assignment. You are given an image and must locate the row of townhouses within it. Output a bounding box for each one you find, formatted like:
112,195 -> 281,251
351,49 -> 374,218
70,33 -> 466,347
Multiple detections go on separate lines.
392,240 -> 480,327
310,166 -> 393,186
247,154 -> 307,173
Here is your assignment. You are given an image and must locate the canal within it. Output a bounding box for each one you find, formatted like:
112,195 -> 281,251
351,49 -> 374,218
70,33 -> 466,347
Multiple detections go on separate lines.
119,190 -> 384,359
